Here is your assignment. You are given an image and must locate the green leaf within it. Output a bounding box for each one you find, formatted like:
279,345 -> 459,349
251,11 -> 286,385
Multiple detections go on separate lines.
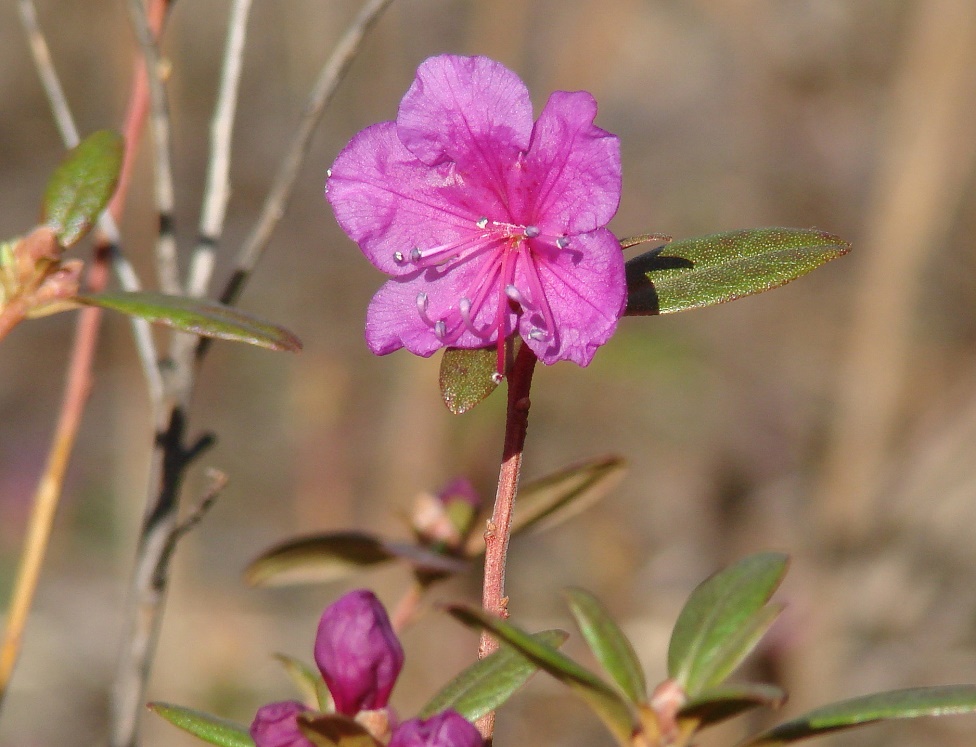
625,228 -> 850,316
43,130 -> 124,247
297,713 -> 383,747
439,346 -> 500,414
739,685 -> 976,746
420,629 -> 569,720
245,531 -> 466,587
75,291 -> 302,352
447,604 -> 637,747
679,683 -> 786,729
466,456 -> 626,557
564,587 -> 647,703
694,603 -> 784,696
668,553 -> 788,697
274,654 -> 333,711
148,702 -> 254,747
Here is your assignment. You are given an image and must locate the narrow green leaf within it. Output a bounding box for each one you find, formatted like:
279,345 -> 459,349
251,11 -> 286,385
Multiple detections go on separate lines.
564,587 -> 647,703
625,228 -> 850,316
245,532 -> 395,586
43,130 -> 124,247
245,532 -> 465,587
148,702 -> 254,747
76,291 -> 302,352
447,604 -> 637,746
297,713 -> 383,747
668,553 -> 788,697
739,685 -> 976,746
439,346 -> 500,414
273,654 -> 333,711
691,603 -> 785,695
679,683 -> 786,729
619,233 -> 672,250
420,630 -> 569,720
466,456 -> 626,557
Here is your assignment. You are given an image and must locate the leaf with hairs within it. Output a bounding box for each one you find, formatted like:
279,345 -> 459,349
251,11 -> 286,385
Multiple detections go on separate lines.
625,228 -> 850,316
148,703 -> 253,747
739,686 -> 976,745
43,130 -> 123,247
564,587 -> 646,703
420,630 -> 569,720
76,292 -> 301,351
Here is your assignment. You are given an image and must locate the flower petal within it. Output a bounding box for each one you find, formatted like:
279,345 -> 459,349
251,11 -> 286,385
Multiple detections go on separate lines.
365,253 -> 518,357
518,91 -> 621,234
397,55 -> 533,211
389,711 -> 482,747
517,228 -> 625,366
328,122 -> 493,276
250,701 -> 315,747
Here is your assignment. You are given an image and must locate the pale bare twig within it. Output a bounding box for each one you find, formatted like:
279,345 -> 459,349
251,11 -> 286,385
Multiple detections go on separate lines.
218,0 -> 396,307
186,0 -> 253,299
125,0 -> 181,297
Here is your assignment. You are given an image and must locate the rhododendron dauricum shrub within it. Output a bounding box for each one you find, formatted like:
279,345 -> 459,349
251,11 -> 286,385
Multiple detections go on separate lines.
149,54 -> 976,747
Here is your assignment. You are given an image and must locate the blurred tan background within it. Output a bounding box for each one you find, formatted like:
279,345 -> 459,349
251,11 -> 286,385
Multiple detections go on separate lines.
2,0 -> 976,745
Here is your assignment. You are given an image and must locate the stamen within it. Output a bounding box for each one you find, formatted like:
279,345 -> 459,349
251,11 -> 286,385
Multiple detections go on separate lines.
417,293 -> 436,328
393,251 -> 405,263
524,225 -> 541,238
458,297 -> 493,338
476,217 -> 489,229
556,236 -> 570,249
504,284 -> 535,310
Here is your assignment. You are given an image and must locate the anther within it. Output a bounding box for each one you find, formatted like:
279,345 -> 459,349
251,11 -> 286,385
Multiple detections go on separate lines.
417,293 -> 436,327
504,284 -> 534,309
409,247 -> 423,263
527,327 -> 548,341
434,320 -> 447,340
556,236 -> 570,249
524,225 -> 541,238
326,168 -> 332,178
393,251 -> 405,263
476,217 -> 489,229
490,372 -> 504,384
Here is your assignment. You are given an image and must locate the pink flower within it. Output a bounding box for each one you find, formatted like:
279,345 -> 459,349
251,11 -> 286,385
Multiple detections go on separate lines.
389,711 -> 482,747
250,701 -> 314,747
327,55 -> 625,377
314,589 -> 404,716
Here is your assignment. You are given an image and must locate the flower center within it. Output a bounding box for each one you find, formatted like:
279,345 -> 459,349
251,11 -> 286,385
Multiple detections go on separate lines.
396,217 -> 570,380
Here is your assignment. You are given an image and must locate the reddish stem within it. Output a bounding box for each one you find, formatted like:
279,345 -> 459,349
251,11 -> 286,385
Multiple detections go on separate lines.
480,343 -> 538,646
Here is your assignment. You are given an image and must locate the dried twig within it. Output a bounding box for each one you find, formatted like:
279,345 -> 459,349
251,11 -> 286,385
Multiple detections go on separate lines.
218,0 -> 396,307
186,0 -> 253,299
125,0 -> 180,296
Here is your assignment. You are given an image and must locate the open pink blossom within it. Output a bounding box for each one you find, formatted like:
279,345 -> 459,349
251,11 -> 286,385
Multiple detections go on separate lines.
327,54 -> 625,376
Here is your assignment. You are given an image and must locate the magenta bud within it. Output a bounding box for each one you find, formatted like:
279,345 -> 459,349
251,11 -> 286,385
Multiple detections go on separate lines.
249,701 -> 315,747
437,477 -> 480,509
314,589 -> 404,716
389,711 -> 482,747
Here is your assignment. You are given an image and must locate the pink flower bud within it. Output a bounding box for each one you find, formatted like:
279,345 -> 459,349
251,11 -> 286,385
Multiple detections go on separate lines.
314,590 -> 404,716
250,701 -> 314,747
389,711 -> 482,747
